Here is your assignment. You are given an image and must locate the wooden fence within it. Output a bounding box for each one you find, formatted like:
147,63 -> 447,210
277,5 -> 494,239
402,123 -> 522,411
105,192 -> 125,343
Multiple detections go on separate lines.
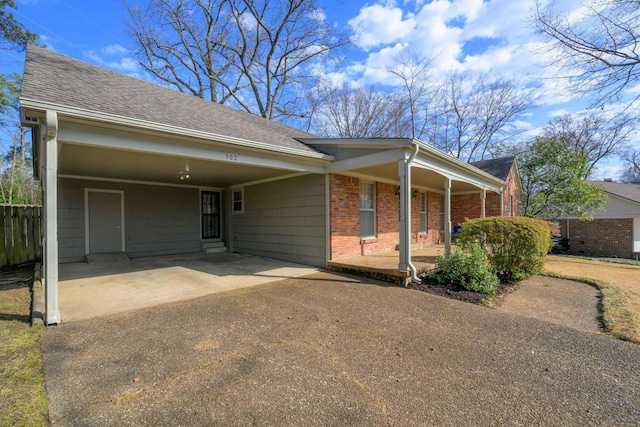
0,205 -> 42,268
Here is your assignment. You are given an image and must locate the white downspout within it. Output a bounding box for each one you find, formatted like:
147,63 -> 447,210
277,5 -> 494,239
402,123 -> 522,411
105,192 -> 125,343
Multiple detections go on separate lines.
401,143 -> 421,284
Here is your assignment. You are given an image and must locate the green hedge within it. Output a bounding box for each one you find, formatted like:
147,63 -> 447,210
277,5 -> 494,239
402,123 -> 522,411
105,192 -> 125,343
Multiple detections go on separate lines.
457,216 -> 552,283
432,242 -> 499,295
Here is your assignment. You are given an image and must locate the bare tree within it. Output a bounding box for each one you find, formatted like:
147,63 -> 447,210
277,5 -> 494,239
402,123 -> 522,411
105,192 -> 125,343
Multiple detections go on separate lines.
311,84 -> 409,138
0,73 -> 41,204
535,0 -> 640,107
385,50 -> 435,139
423,72 -> 531,162
126,0 -> 348,121
543,112 -> 636,177
619,149 -> 640,182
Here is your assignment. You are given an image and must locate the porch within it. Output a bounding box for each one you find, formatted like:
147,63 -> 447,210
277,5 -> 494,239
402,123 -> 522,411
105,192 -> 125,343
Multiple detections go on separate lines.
328,245 -> 445,285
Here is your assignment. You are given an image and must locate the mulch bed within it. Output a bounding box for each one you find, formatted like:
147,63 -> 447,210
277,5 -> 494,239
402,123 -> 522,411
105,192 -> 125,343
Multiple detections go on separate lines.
408,275 -> 517,306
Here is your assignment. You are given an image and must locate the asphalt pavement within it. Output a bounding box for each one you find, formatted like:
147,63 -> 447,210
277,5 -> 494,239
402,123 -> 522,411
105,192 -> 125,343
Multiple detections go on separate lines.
41,272 -> 640,426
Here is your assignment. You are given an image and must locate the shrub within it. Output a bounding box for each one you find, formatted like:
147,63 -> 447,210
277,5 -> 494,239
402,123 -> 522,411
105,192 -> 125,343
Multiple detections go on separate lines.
456,216 -> 552,283
432,243 -> 499,295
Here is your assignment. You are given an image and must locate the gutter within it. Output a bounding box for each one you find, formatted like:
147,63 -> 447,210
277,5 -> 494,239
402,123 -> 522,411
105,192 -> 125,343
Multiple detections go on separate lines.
406,142 -> 421,284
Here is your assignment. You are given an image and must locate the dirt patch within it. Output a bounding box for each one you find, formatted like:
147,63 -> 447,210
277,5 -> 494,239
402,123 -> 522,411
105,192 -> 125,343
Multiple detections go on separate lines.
408,276 -> 514,305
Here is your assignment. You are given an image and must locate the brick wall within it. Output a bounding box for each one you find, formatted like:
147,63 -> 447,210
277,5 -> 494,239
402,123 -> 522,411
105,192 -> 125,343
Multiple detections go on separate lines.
451,164 -> 521,223
329,174 -> 441,260
451,193 -> 482,226
329,174 -> 361,259
559,218 -> 635,259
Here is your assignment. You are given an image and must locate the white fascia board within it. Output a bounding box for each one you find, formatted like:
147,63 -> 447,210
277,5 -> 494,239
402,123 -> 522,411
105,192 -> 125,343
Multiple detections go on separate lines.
20,99 -> 334,162
413,156 -> 503,192
299,137 -> 413,150
326,148 -> 407,173
414,139 -> 506,190
58,125 -> 326,174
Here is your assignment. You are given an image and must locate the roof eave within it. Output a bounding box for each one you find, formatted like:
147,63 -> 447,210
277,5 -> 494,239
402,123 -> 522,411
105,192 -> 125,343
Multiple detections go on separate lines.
20,98 -> 335,162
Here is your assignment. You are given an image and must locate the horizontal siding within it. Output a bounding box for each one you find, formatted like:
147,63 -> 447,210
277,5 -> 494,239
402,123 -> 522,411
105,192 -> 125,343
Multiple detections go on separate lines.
233,174 -> 326,267
57,178 -> 200,262
594,195 -> 640,219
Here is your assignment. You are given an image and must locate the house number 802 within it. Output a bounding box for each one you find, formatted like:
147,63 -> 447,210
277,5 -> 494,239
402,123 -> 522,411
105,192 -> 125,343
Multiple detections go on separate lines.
225,153 -> 238,161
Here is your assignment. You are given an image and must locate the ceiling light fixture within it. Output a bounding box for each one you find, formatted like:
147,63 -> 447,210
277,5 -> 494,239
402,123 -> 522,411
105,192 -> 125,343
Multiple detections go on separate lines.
179,171 -> 190,181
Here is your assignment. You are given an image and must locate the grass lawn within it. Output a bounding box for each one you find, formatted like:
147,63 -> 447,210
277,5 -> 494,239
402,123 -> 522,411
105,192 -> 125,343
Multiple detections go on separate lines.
0,264 -> 47,427
544,255 -> 640,343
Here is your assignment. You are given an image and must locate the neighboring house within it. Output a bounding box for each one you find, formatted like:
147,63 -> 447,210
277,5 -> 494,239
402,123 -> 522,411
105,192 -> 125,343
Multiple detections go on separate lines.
558,180 -> 640,259
20,46 -> 521,325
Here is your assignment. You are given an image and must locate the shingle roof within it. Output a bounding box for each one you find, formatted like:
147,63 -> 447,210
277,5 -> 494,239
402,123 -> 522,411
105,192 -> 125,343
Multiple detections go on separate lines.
20,46 -> 321,154
589,181 -> 640,204
469,156 -> 515,181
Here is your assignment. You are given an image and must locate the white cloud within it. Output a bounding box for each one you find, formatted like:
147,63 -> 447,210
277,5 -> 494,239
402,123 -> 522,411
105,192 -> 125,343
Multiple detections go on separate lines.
103,44 -> 128,56
348,4 -> 415,50
84,47 -> 141,76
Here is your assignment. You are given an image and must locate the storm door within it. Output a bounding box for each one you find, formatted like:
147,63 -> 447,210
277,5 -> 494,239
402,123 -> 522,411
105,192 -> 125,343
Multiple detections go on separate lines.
201,191 -> 221,239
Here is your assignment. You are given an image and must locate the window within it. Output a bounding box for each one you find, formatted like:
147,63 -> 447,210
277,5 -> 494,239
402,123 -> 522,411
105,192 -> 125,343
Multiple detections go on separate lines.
232,188 -> 244,214
419,192 -> 427,233
359,182 -> 376,238
440,195 -> 445,232
508,195 -> 513,216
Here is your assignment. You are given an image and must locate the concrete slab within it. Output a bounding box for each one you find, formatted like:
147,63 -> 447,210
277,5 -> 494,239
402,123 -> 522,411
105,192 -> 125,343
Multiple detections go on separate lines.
58,252 -> 318,322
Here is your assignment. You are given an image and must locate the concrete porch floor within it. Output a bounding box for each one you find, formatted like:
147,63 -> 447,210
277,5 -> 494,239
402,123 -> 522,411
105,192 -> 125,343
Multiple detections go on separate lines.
327,245 -> 446,284
58,252 -> 319,323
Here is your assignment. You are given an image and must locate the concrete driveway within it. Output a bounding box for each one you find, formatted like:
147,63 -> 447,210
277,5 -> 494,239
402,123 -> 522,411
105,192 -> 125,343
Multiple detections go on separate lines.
58,252 -> 318,322
42,272 -> 640,426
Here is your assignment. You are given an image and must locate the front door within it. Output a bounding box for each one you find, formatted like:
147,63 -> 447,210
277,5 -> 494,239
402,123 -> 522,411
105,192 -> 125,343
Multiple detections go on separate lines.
87,190 -> 124,254
202,191 -> 221,239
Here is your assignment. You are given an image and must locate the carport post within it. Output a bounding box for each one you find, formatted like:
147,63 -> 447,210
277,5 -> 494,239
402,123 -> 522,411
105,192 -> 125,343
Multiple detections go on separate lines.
481,188 -> 486,218
444,178 -> 452,258
43,110 -> 60,325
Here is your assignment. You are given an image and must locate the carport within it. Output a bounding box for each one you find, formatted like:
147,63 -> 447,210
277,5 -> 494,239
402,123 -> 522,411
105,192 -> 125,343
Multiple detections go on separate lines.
20,46 -> 332,325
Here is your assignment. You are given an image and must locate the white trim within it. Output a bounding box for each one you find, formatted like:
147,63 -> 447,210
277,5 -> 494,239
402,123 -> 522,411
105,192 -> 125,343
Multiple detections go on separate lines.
335,170 -> 446,194
231,172 -> 309,189
325,174 -> 331,266
326,148 -> 406,173
21,98 -> 334,161
60,174 -> 221,191
57,126 -> 328,174
84,188 -> 125,254
359,181 -> 376,239
232,188 -> 244,214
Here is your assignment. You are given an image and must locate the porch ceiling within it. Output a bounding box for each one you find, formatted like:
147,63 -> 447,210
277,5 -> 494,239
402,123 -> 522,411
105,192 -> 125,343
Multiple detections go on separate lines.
350,162 -> 487,194
58,143 -> 296,187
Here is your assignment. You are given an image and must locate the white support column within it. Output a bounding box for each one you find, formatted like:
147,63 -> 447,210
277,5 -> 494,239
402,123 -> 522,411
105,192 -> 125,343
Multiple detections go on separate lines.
444,178 -> 452,257
499,190 -> 504,216
44,111 -> 60,325
224,187 -> 234,253
398,159 -> 410,271
481,188 -> 486,218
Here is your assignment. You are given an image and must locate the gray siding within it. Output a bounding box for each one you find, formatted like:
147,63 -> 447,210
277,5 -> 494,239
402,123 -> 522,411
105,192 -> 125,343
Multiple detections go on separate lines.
232,174 -> 326,267
58,178 -> 200,262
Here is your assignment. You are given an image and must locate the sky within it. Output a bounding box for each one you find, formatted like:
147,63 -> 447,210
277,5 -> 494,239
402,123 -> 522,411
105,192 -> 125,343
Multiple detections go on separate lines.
2,0 -> 638,179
